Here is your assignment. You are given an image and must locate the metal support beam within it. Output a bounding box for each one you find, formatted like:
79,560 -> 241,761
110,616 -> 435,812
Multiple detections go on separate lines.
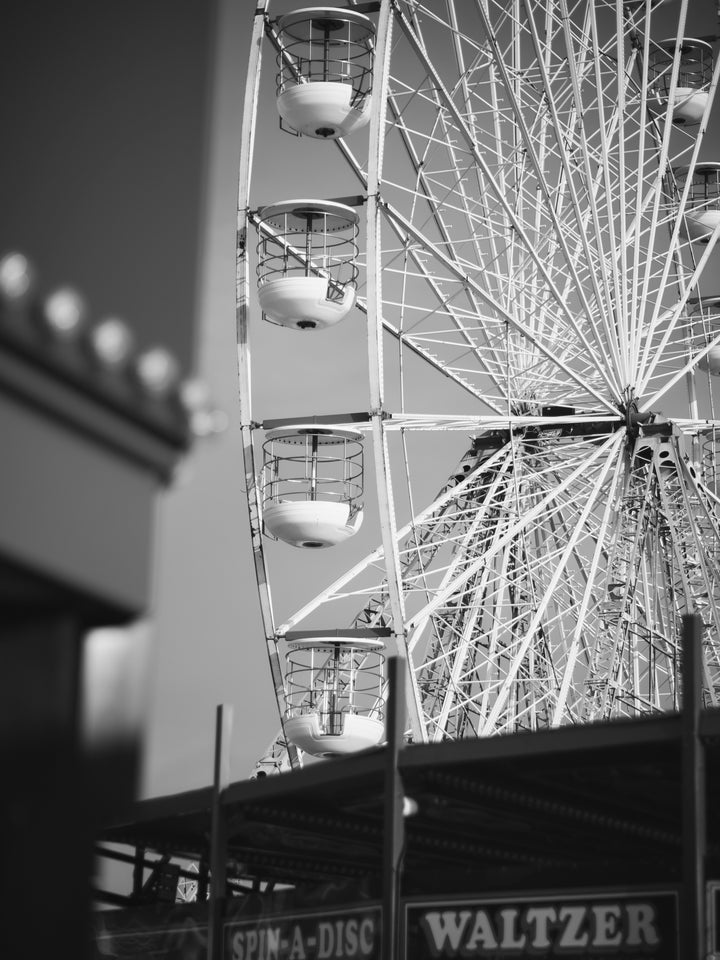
132,846 -> 145,899
681,614 -> 706,959
382,657 -> 405,960
197,856 -> 209,903
208,705 -> 233,960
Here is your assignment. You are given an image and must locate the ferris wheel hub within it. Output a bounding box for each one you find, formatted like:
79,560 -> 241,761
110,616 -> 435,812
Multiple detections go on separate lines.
622,398 -> 654,440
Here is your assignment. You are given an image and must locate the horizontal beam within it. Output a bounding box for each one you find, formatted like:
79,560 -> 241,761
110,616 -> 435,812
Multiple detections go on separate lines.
283,627 -> 393,640
261,411 -> 376,429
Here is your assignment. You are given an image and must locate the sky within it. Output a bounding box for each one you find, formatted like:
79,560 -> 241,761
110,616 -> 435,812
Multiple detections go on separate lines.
137,0 -> 277,797
138,0 -> 720,800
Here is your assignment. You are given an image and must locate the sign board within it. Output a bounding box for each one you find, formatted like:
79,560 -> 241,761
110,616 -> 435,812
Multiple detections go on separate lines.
93,889 -> 681,959
225,905 -> 381,960
405,891 -> 678,959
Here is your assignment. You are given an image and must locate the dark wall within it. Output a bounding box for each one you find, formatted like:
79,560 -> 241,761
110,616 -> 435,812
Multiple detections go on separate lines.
0,0 -> 216,369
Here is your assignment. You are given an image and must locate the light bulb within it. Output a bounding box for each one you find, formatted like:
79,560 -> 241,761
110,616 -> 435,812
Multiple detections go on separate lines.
90,317 -> 135,369
43,287 -> 87,339
135,346 -> 180,396
179,377 -> 211,412
0,252 -> 35,301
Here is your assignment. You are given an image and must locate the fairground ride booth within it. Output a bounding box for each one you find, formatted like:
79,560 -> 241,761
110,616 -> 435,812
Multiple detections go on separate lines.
0,252 -> 197,959
94,670 -> 720,960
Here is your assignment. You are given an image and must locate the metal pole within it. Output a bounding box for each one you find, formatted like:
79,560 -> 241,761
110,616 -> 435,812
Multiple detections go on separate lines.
310,433 -> 319,500
132,846 -> 145,900
208,704 -> 233,960
681,614 -> 706,959
382,657 -> 405,960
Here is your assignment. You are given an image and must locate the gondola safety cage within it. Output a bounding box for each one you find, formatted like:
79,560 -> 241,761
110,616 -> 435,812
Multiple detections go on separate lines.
275,7 -> 375,139
649,39 -> 713,125
284,637 -> 385,756
262,426 -> 364,547
673,163 -> 720,244
693,296 -> 720,376
256,200 -> 359,330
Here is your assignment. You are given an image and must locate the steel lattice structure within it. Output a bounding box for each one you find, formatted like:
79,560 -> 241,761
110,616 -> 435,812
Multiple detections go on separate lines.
236,0 -> 720,774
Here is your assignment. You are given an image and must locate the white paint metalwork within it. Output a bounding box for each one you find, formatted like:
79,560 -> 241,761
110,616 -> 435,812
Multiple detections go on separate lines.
237,0 -> 720,774
284,637 -> 385,755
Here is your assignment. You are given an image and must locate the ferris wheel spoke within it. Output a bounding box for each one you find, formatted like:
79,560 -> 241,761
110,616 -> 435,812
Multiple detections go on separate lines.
275,436 -> 513,634
388,4 -> 624,405
551,444 -> 627,724
636,144 -> 720,393
407,6 -> 523,320
610,2 -> 632,365
382,202 -> 617,411
521,1 -> 627,392
637,169 -> 720,403
643,325 -> 720,416
556,0 -> 628,384
406,455 -> 516,654
478,0 -> 626,395
639,230 -> 720,410
357,297 -> 505,410
379,88 -> 515,389
330,101 -> 516,403
584,449 -> 659,720
368,218 -> 513,406
627,19 -> 657,375
632,1 -> 697,383
471,431 -> 625,733
405,431 -> 623,635
629,94 -> 707,380
414,453 -> 610,737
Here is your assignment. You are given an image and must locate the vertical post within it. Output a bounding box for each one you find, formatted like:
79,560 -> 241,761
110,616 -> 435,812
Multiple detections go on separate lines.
310,433 -> 319,501
132,846 -> 145,899
0,616 -> 88,960
305,213 -> 313,278
681,614 -> 706,960
383,656 -> 405,960
208,704 -> 233,960
323,26 -> 330,82
329,643 -> 341,736
197,856 -> 209,903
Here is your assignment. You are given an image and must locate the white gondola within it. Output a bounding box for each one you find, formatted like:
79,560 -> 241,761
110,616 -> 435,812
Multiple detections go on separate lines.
284,637 -> 385,756
675,163 -> 720,244
649,39 -> 712,125
275,7 -> 375,139
262,426 -> 363,547
256,200 -> 359,330
693,297 -> 720,376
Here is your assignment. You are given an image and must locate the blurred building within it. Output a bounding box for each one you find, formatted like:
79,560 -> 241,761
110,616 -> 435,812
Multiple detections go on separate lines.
0,3 -> 218,956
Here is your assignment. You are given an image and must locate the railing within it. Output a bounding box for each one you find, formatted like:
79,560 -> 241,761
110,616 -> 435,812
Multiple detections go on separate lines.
261,435 -> 364,506
256,212 -> 359,300
285,643 -> 386,733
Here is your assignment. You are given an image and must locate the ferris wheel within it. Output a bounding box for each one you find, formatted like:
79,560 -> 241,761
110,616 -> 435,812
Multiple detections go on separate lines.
236,0 -> 720,774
